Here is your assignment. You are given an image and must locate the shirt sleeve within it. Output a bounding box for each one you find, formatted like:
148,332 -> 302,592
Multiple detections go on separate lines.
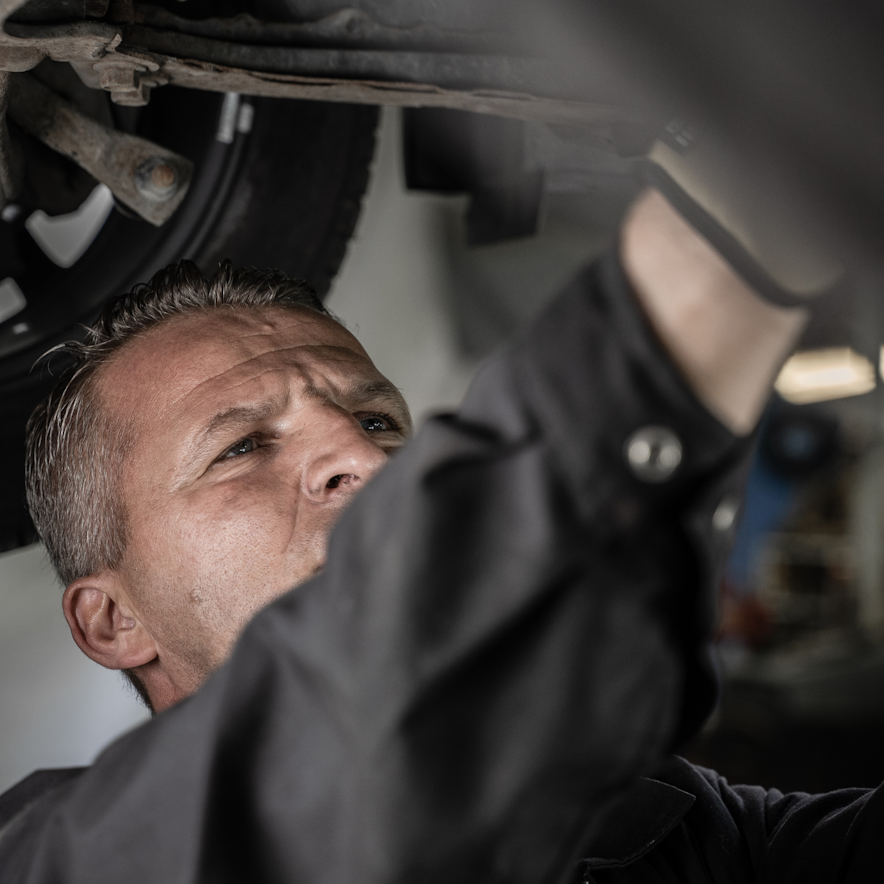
592,756 -> 881,884
691,761 -> 883,884
0,250 -> 752,884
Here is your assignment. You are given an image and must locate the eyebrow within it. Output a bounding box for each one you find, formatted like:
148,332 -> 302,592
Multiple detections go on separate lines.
178,397 -> 288,476
312,378 -> 408,410
201,399 -> 286,441
308,378 -> 413,435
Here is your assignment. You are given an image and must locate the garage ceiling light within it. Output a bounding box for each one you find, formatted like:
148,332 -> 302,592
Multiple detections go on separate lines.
775,348 -> 876,404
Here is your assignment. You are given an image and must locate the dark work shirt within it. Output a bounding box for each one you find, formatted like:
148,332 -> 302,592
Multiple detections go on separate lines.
582,755 -> 881,884
0,252 -> 772,883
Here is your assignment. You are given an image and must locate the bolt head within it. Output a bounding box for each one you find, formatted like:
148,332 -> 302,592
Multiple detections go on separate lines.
150,164 -> 176,190
135,157 -> 178,200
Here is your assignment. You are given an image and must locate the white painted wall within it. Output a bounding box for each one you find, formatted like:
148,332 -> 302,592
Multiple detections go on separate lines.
326,109 -> 478,421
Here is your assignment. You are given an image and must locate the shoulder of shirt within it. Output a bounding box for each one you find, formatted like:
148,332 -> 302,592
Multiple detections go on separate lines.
0,767 -> 88,837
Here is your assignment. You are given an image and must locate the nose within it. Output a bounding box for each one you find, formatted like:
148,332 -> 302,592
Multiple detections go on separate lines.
302,409 -> 389,503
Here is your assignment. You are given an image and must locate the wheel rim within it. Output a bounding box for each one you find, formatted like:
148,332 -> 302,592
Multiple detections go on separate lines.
0,84 -> 251,374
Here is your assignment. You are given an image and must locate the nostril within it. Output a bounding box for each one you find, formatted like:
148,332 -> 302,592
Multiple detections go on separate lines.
326,474 -> 358,490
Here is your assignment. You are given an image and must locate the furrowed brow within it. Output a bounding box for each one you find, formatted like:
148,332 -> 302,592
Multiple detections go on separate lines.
345,379 -> 412,428
183,398 -> 286,468
203,401 -> 281,438
302,378 -> 407,410
350,379 -> 406,403
303,377 -> 412,434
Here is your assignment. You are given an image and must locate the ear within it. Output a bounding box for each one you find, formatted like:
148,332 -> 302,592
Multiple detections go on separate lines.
63,572 -> 157,671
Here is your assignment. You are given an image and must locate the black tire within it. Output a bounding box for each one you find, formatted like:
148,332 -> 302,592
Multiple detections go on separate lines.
0,86 -> 378,554
198,96 -> 378,295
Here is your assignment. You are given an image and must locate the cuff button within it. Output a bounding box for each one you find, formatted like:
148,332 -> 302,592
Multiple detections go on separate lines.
625,426 -> 683,483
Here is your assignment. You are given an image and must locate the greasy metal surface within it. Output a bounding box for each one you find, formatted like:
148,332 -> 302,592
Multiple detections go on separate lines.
0,0 -> 119,71
7,0 -> 107,22
7,73 -> 192,224
255,0 -> 505,33
132,5 -> 522,54
0,0 -> 632,124
116,25 -> 564,96
157,53 -> 625,125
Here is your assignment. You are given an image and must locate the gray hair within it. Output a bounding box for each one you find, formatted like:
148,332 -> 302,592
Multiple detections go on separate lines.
25,261 -> 329,706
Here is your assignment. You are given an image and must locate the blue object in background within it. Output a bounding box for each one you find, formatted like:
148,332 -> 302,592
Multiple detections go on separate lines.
726,447 -> 798,593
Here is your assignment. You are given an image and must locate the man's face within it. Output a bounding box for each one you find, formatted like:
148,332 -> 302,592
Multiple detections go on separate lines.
96,306 -> 411,695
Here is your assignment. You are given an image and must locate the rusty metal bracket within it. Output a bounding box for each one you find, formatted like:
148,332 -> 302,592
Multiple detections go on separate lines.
0,0 -> 643,125
0,0 -> 119,71
7,72 -> 192,224
154,55 -> 627,126
0,0 -> 647,235
0,0 -> 163,105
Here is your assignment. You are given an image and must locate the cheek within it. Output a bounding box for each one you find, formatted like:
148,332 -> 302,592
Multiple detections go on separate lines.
182,477 -> 302,561
130,471 -> 298,571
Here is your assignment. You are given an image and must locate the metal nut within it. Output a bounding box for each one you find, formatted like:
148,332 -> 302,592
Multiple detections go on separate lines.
97,63 -> 140,93
135,157 -> 178,200
625,426 -> 683,483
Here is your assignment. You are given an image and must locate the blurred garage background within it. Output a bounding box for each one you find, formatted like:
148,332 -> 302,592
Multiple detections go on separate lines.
3,100 -> 884,797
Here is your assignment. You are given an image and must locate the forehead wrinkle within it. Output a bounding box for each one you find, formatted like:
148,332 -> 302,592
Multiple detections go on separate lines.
101,309 -> 359,408
178,362 -> 303,421
300,371 -> 410,415
165,342 -> 366,414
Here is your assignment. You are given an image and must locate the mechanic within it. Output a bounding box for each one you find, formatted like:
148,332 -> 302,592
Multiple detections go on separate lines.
1,126 -> 876,883
23,262 -> 414,713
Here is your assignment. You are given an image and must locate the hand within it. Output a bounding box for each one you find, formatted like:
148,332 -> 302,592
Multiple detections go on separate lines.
621,189 -> 809,436
645,119 -> 843,306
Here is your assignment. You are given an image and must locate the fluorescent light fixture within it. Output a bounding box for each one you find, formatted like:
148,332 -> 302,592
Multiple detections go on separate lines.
775,347 -> 875,404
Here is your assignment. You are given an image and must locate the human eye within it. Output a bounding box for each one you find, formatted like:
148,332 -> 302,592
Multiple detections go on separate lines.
358,414 -> 398,433
220,437 -> 258,459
